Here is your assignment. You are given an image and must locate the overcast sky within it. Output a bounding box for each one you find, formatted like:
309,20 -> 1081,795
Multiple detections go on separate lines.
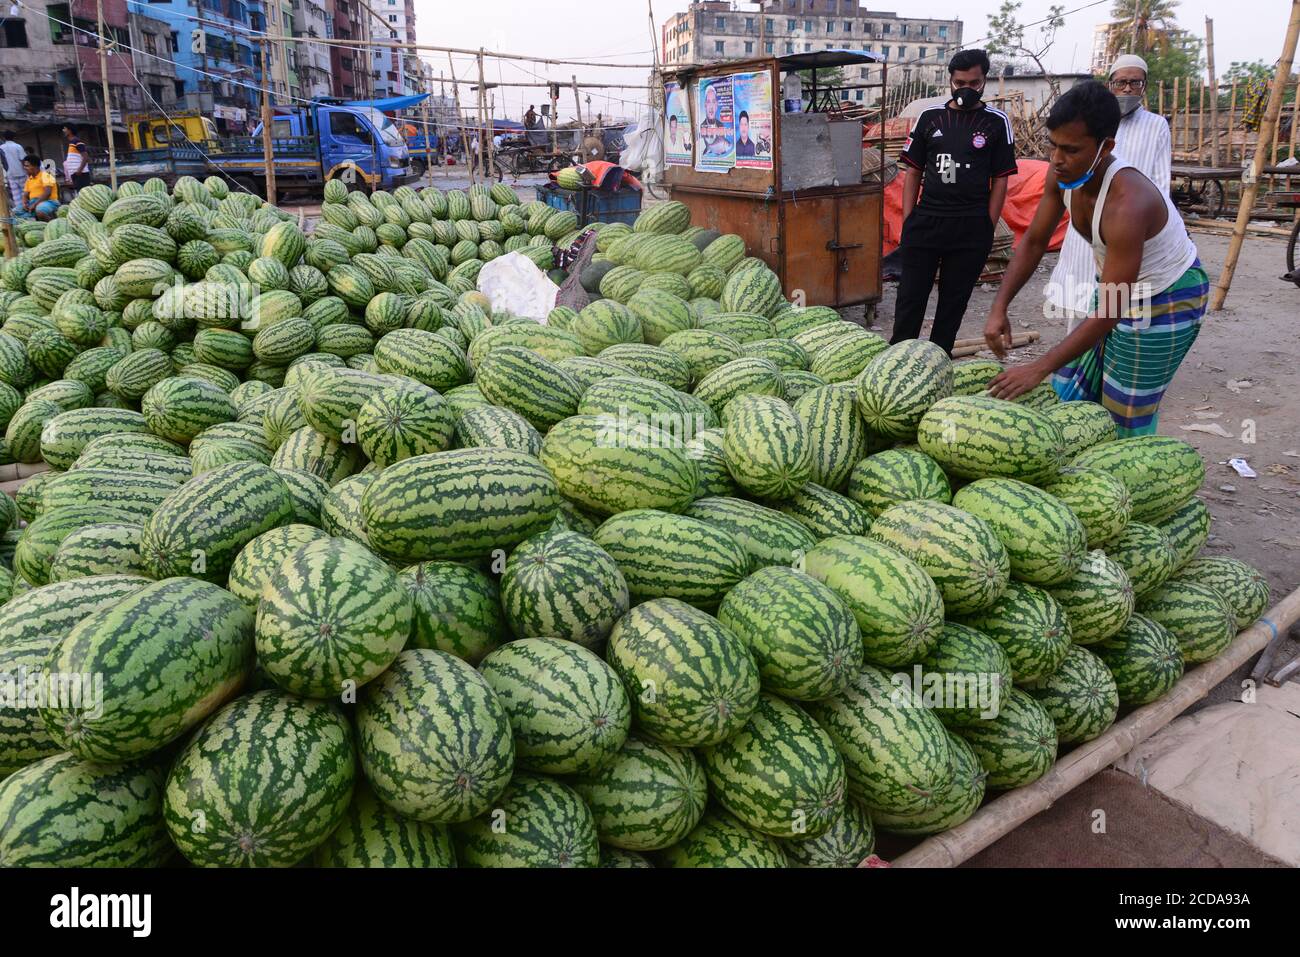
413,0 -> 1288,122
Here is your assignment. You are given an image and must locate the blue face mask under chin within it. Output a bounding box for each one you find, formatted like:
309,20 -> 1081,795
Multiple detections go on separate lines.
1058,142 -> 1107,190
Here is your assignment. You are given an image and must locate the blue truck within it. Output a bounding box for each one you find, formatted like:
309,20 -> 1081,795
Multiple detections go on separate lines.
206,98 -> 411,198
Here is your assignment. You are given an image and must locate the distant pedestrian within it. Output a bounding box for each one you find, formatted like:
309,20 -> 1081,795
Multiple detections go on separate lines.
61,124 -> 92,198
0,131 -> 25,212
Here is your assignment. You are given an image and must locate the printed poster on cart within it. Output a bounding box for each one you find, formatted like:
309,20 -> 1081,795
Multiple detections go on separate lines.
663,81 -> 692,167
732,71 -> 773,169
694,74 -> 735,172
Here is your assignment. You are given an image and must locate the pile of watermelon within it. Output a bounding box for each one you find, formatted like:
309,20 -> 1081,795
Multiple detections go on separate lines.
0,175 -> 1272,868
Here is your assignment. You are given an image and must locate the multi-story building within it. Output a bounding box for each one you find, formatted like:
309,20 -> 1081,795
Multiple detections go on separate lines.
328,0 -> 365,99
126,8 -> 183,113
362,0 -> 419,97
291,0 -> 333,98
1090,21 -> 1126,74
661,1 -> 963,102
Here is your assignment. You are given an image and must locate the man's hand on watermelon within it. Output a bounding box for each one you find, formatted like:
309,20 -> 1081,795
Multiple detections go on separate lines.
983,306 -> 1013,358
987,360 -> 1050,401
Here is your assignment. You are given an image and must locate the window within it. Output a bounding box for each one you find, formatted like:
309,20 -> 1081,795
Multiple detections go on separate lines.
170,30 -> 178,53
149,83 -> 164,103
765,18 -> 773,33
681,42 -> 688,55
918,46 -> 927,59
865,22 -> 874,35
920,24 -> 929,36
827,21 -> 834,32
745,16 -> 754,31
784,41 -> 793,53
880,45 -> 889,58
897,46 -> 906,58
882,22 -> 891,34
25,83 -> 55,111
174,79 -> 186,100
938,24 -> 948,38
765,41 -> 773,53
715,16 -> 725,28
388,14 -> 396,21
864,44 -> 872,52
855,90 -> 864,100
844,21 -> 852,32
714,40 -> 724,53
786,18 -> 795,30
803,42 -> 811,51
390,30 -> 397,38
744,41 -> 753,53
329,111 -> 373,144
804,20 -> 812,31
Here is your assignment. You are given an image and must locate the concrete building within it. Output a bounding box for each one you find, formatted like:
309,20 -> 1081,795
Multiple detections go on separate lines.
661,1 -> 963,102
362,0 -> 419,97
126,9 -> 183,113
327,0 -> 366,99
291,0 -> 333,98
1091,21 -> 1125,75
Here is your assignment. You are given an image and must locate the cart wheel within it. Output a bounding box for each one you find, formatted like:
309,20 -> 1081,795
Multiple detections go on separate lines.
1189,179 -> 1227,218
1287,217 -> 1300,287
410,158 -> 426,179
1208,179 -> 1226,219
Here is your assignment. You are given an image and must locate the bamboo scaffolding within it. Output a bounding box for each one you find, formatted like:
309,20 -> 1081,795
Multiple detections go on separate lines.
1207,18 -> 1221,166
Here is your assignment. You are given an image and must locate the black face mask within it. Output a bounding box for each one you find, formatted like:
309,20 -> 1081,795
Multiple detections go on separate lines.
952,85 -> 984,109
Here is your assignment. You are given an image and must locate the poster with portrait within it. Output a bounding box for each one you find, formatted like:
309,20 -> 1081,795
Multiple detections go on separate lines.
663,81 -> 692,167
694,75 -> 735,172
731,71 -> 773,169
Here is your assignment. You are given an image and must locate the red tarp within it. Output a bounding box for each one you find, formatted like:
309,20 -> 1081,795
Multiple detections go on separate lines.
883,159 -> 1071,257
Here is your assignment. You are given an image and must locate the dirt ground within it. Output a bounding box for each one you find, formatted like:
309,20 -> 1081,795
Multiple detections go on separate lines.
867,230 -> 1300,698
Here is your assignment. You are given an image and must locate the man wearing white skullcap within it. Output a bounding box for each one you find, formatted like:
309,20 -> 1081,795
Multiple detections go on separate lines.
1046,53 -> 1173,327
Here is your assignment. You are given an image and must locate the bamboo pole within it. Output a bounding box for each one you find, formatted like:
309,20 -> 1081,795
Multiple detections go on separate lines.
1226,79 -> 1238,164
479,49 -> 494,180
1182,77 -> 1191,159
96,0 -> 118,191
261,34 -> 656,69
550,82 -> 559,155
1171,77 -> 1180,155
1291,78 -> 1300,162
1157,80 -> 1165,120
0,174 -> 17,258
1197,81 -> 1206,164
572,75 -> 584,139
1206,18 -> 1221,166
888,582 -> 1300,868
259,37 -> 277,206
421,72 -> 434,188
1211,0 -> 1300,311
448,53 -> 473,182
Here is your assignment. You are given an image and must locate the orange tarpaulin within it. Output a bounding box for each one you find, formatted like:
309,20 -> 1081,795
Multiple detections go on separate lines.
883,159 -> 1071,257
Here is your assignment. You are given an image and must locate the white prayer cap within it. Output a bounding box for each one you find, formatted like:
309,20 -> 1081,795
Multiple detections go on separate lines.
1109,54 -> 1149,75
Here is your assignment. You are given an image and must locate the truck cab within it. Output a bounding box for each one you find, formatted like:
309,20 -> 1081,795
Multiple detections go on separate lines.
127,114 -> 220,150
251,100 -> 410,194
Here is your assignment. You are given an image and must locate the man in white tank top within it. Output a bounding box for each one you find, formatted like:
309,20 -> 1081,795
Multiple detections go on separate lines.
1046,55 -> 1172,328
983,81 -> 1208,436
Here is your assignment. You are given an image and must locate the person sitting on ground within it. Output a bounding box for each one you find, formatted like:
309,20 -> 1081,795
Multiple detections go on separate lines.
21,156 -> 59,222
983,81 -> 1207,437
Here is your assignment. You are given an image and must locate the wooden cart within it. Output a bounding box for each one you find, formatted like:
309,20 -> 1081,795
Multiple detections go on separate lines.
662,51 -> 887,310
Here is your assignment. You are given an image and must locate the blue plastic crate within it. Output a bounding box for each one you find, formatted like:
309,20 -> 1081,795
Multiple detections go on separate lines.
535,183 -> 641,226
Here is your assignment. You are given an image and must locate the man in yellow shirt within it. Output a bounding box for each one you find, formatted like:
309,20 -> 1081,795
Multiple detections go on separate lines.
21,156 -> 59,221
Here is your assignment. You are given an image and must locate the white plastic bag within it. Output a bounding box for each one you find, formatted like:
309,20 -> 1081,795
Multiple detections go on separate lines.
476,251 -> 558,322
619,112 -> 664,181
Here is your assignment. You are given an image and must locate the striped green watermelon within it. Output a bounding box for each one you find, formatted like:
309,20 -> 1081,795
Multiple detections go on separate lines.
357,648 -> 514,823
39,407 -> 150,470
319,472 -> 375,545
296,365 -> 397,440
455,405 -> 543,456
699,311 -> 774,344
809,329 -> 889,384
655,807 -> 787,868
1047,550 -> 1135,645
40,467 -> 180,520
500,528 -> 629,648
401,560 -> 505,664
742,337 -> 810,371
1021,645 -> 1119,744
802,535 -> 944,666
605,597 -> 759,747
49,522 -> 147,581
576,374 -> 695,422
598,343 -> 694,392
42,577 -> 254,762
722,394 -> 811,499
692,356 -> 784,414
555,356 -> 630,393
226,524 -> 330,606
140,376 -> 238,443
592,509 -> 749,608
1155,497 -> 1211,573
476,346 -> 582,431
869,731 -> 986,835
721,265 -> 785,318
15,505 -> 141,587
163,690 -> 355,867
658,329 -> 743,383
776,482 -> 871,538
855,340 -> 953,441
1137,579 -> 1235,664
1040,466 -> 1132,548
255,537 -> 412,698
700,692 -> 845,839
685,427 -> 738,497
684,495 -> 817,572
951,477 -> 1088,587
1071,436 -> 1203,524
539,414 -> 698,516
1177,557 -> 1269,629
717,566 -> 862,702
627,289 -> 693,345
804,664 -> 957,816
573,300 -> 643,354
1105,521 -> 1177,598
1045,400 -> 1118,458
917,395 -> 1067,483
846,448 -> 952,518
915,621 -> 1013,728
313,780 -> 456,868
956,580 -> 1073,685
140,462 -> 293,583
361,448 -> 559,564
951,358 -> 1002,396
870,500 -> 1010,616
453,772 -> 598,868
780,796 -> 875,867
953,687 -> 1057,790
0,751 -> 171,867
570,734 -> 707,851
1093,614 -> 1185,706
479,637 -> 630,774
355,384 -> 454,466
790,384 -> 868,491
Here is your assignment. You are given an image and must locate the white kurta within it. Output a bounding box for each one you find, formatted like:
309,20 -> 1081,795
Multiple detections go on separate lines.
1046,107 -> 1173,324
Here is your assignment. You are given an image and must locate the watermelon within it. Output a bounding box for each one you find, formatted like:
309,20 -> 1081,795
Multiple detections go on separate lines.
802,535 -> 944,667
790,384 -> 869,491
1045,400 -> 1118,458
500,528 -> 629,648
953,687 -> 1057,790
355,384 -> 455,466
15,505 -> 142,587
592,509 -> 749,608
915,621 -> 1014,727
453,772 -> 599,868
42,577 -> 254,762
868,731 -> 986,835
1094,614 -> 1185,706
456,405 -> 543,457
1040,466 -> 1132,548
776,482 -> 872,538
780,796 -> 876,867
48,522 -> 147,581
722,394 -> 811,499
225,524 -> 331,606
854,340 -> 953,441
356,648 -> 514,823
1047,550 -> 1135,645
685,427 -> 738,497
605,597 -> 760,747
478,637 -> 631,775
313,781 -> 456,868
476,346 -> 582,431
951,358 -> 1003,396
869,500 -> 1010,616
255,538 -> 412,698
717,566 -> 863,701
917,395 -> 1067,483
721,265 -> 785,318
1021,644 -> 1119,744
0,751 -> 171,867
692,356 -> 784,414
804,664 -> 957,816
1106,521 -> 1177,598
401,560 -> 505,664
1071,436 -> 1204,524
1137,579 -> 1236,665
951,477 -> 1088,587
163,690 -> 355,867
659,329 -> 743,384
956,580 -> 1073,685
570,734 -> 707,851
1155,497 -> 1211,572
684,496 -> 818,573
40,468 -> 180,520
809,329 -> 888,383
846,448 -> 951,518
655,807 -> 788,868
1177,557 -> 1270,629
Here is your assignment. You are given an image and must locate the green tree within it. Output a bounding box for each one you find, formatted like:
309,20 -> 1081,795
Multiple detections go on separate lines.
1107,0 -> 1184,59
1141,28 -> 1204,87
